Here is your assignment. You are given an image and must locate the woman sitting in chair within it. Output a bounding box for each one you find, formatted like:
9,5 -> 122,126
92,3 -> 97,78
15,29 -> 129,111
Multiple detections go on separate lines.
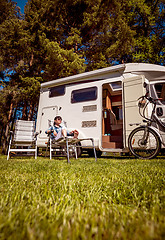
45,116 -> 79,140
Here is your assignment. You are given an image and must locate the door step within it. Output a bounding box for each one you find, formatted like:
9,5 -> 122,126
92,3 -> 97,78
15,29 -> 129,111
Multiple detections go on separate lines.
102,141 -> 123,149
102,135 -> 123,142
102,135 -> 123,149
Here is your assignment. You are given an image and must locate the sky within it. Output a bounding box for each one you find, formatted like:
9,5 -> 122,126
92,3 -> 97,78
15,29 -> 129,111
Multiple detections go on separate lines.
15,0 -> 28,13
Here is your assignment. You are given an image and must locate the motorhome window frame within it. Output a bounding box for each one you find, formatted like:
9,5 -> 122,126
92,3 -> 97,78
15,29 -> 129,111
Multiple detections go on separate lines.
150,81 -> 165,105
154,82 -> 165,105
109,81 -> 122,91
71,86 -> 98,104
49,85 -> 66,98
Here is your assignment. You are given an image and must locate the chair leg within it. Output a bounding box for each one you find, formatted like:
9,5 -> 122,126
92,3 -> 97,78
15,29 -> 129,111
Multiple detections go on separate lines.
45,141 -> 49,157
66,137 -> 71,163
50,138 -> 52,160
7,149 -> 10,161
74,145 -> 77,159
7,136 -> 12,160
35,145 -> 37,159
91,138 -> 97,162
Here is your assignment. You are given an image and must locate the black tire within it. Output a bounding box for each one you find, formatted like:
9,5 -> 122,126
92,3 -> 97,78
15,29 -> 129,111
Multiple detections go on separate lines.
96,150 -> 102,158
76,143 -> 82,158
88,149 -> 102,158
128,126 -> 161,159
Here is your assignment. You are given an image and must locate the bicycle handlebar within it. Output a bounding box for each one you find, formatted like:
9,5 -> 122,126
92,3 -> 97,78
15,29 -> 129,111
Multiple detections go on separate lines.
137,94 -> 161,122
137,93 -> 165,129
138,95 -> 161,104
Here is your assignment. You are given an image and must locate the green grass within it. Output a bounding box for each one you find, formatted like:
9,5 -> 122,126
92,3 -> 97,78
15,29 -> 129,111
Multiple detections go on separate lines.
0,155 -> 165,240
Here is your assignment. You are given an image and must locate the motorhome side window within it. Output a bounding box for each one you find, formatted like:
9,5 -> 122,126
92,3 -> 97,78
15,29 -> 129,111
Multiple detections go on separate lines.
49,86 -> 65,98
71,87 -> 97,103
109,81 -> 122,91
154,83 -> 165,104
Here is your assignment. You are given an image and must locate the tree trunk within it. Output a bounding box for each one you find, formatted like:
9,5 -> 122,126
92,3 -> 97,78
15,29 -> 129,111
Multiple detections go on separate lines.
28,102 -> 33,121
22,102 -> 27,120
30,52 -> 34,67
2,102 -> 13,154
0,125 -> 4,147
75,42 -> 78,53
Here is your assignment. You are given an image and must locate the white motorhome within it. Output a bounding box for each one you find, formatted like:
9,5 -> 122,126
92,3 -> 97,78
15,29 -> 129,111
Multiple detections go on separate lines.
36,63 -> 165,156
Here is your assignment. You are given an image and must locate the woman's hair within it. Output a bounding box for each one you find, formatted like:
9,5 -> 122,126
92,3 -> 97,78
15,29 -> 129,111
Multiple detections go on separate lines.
54,116 -> 62,121
54,116 -> 62,125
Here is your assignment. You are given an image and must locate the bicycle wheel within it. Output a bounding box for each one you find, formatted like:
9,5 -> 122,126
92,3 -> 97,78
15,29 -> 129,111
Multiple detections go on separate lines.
128,126 -> 161,159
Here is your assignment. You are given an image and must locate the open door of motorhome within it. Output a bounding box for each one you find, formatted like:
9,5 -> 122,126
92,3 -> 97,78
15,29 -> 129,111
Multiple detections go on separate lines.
123,75 -> 146,148
102,81 -> 123,150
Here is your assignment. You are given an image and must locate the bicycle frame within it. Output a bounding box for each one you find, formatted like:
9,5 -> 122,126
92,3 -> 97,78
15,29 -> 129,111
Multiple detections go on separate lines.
151,117 -> 165,146
148,125 -> 164,145
138,95 -> 165,147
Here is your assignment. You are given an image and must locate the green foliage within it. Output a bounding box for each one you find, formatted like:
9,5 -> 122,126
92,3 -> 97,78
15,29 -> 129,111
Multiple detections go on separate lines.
1,0 -> 165,78
19,77 -> 42,102
1,0 -> 164,76
0,18 -> 29,72
45,40 -> 85,80
81,0 -> 165,68
0,0 -> 19,25
0,156 -> 164,239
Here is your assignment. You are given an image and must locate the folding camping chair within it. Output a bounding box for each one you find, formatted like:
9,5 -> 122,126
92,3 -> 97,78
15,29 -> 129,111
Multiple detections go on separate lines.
48,136 -> 97,163
45,119 -> 97,163
7,120 -> 38,160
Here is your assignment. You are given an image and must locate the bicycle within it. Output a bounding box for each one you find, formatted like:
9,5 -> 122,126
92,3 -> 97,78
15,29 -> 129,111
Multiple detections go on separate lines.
128,94 -> 165,159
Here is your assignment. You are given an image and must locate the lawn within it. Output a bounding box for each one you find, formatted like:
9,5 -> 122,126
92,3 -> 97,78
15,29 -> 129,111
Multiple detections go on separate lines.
0,154 -> 164,240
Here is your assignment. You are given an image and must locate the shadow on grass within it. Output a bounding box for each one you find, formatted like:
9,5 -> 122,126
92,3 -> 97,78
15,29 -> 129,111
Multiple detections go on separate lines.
1,150 -> 165,161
